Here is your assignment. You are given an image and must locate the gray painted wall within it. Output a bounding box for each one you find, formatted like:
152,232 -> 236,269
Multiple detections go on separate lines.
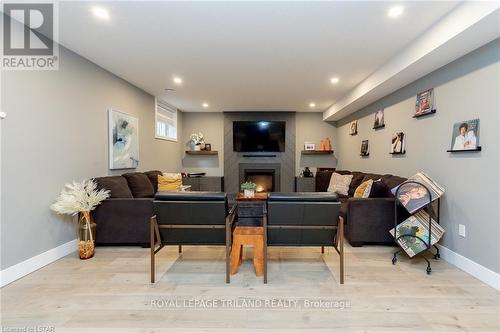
181,112 -> 224,176
335,39 -> 500,273
295,112 -> 337,175
1,46 -> 182,270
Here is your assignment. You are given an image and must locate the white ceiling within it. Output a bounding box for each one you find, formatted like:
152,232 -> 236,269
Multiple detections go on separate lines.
57,1 -> 461,113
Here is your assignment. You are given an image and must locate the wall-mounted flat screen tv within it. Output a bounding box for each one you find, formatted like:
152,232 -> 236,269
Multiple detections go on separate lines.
233,121 -> 286,152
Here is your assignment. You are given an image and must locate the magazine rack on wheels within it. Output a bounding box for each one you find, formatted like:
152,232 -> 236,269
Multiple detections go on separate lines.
392,181 -> 441,274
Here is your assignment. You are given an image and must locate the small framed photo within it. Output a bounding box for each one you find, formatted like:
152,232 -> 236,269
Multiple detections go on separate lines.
304,142 -> 316,151
373,110 -> 385,129
449,119 -> 480,151
391,132 -> 406,154
349,120 -> 358,135
204,143 -> 212,151
414,88 -> 435,117
360,140 -> 369,156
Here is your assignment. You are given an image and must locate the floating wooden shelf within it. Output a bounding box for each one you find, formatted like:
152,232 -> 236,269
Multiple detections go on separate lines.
301,150 -> 334,155
350,131 -> 358,136
373,124 -> 385,130
389,152 -> 406,155
360,153 -> 370,157
185,150 -> 218,155
447,147 -> 482,153
413,109 -> 437,118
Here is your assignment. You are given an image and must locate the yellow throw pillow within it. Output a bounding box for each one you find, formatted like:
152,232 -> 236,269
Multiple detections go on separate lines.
354,179 -> 374,198
158,173 -> 182,192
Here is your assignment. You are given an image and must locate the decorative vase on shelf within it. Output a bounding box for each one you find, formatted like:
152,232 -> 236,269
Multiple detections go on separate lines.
193,144 -> 201,151
78,211 -> 96,260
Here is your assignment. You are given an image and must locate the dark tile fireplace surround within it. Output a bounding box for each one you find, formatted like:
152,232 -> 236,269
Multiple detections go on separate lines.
239,163 -> 281,192
224,112 -> 296,193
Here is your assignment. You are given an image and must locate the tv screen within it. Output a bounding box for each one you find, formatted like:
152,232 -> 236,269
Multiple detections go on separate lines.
233,121 -> 286,152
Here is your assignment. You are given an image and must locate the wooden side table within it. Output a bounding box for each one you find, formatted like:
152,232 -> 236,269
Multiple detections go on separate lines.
230,226 -> 264,276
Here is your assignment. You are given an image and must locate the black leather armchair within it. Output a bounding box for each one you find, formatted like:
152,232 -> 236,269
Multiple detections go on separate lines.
267,192 -> 344,284
150,192 -> 237,283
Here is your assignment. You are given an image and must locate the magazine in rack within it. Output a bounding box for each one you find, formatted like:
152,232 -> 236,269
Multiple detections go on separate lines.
389,211 -> 445,258
391,172 -> 445,214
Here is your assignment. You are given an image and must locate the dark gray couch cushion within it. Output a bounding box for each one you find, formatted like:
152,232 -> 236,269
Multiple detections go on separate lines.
348,171 -> 366,196
369,179 -> 388,198
315,171 -> 333,192
144,170 -> 163,192
382,175 -> 407,197
123,173 -> 155,198
94,176 -> 133,198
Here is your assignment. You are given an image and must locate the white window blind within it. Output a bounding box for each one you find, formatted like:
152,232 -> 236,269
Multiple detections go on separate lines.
155,98 -> 177,141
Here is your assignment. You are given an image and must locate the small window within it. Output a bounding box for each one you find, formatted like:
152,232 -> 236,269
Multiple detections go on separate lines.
155,98 -> 177,141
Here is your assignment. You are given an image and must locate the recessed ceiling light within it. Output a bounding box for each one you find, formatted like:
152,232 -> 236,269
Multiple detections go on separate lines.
92,6 -> 110,20
330,77 -> 340,84
173,76 -> 183,84
202,103 -> 209,108
309,103 -> 316,108
388,6 -> 404,18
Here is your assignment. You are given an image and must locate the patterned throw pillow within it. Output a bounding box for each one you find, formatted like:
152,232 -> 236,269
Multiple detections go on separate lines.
327,172 -> 354,196
354,179 -> 374,198
158,173 -> 182,192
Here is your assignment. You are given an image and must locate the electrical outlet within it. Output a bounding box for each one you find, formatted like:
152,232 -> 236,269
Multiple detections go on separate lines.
459,224 -> 466,238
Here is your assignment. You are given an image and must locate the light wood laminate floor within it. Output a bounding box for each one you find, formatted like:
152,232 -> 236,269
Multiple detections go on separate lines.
1,244 -> 499,332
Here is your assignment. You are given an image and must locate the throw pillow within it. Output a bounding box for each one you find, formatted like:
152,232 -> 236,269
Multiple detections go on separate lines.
369,179 -> 388,198
122,173 -> 155,198
354,179 -> 374,198
94,176 -> 133,198
158,173 -> 182,192
327,172 -> 353,196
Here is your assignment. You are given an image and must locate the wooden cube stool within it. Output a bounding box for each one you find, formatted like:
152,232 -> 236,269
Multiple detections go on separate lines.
230,226 -> 264,276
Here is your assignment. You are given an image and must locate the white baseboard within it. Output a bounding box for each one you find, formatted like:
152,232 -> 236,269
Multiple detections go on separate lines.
437,244 -> 500,291
0,238 -> 77,287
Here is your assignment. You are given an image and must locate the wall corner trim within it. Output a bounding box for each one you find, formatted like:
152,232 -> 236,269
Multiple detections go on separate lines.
437,244 -> 500,291
0,239 -> 78,287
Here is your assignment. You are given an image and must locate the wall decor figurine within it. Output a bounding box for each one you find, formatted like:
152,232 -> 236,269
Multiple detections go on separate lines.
373,110 -> 385,129
350,120 -> 358,135
108,109 -> 139,169
391,132 -> 406,154
449,119 -> 480,151
414,88 -> 436,117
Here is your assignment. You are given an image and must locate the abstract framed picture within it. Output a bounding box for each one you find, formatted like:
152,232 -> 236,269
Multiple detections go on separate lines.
108,109 -> 139,169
